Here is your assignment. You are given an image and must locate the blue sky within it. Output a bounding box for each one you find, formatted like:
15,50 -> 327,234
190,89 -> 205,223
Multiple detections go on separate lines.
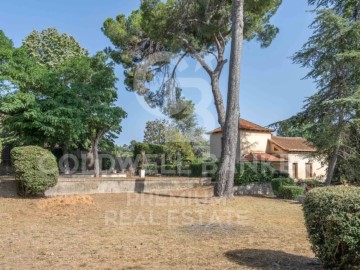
0,0 -> 316,145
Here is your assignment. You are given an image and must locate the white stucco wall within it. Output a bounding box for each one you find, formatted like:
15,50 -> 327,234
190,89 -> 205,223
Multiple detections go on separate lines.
210,131 -> 328,180
240,131 -> 272,154
210,133 -> 223,160
210,130 -> 272,161
287,154 -> 327,180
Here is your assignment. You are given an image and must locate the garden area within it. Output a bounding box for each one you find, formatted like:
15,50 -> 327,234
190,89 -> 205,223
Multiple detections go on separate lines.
0,186 -> 322,270
4,144 -> 359,269
2,0 -> 360,269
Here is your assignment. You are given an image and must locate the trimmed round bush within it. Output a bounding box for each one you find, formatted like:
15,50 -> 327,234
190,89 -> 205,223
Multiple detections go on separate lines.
11,146 -> 59,196
303,187 -> 360,269
271,177 -> 295,196
279,185 -> 304,199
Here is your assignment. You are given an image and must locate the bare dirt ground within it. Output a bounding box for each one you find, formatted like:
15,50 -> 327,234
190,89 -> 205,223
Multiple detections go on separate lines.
0,186 -> 322,269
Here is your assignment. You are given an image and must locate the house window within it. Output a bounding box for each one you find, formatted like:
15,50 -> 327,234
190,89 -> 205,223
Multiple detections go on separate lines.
292,163 -> 298,179
274,147 -> 279,152
306,163 -> 313,178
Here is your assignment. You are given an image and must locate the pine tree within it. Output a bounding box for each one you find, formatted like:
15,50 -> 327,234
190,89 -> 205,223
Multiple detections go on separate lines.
272,1 -> 360,185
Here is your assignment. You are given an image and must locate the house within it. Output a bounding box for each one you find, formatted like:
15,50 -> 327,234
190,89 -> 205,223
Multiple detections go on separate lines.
208,119 -> 327,180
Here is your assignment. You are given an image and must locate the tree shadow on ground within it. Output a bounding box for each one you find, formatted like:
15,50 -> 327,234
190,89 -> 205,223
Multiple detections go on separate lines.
225,249 -> 323,270
138,192 -> 209,199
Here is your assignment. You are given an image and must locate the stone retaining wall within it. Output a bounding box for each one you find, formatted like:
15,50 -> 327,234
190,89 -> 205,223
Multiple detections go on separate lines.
2,178 -> 273,197
0,178 -> 17,198
45,177 -> 212,197
233,183 -> 273,196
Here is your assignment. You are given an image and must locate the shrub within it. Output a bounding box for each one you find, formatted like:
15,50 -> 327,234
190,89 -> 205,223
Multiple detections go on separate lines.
303,187 -> 360,269
271,178 -> 295,196
11,146 -> 59,196
159,164 -> 177,175
234,162 -> 274,186
190,163 -> 203,177
189,161 -> 219,178
273,170 -> 290,178
303,179 -> 323,189
145,163 -> 160,175
279,185 -> 304,199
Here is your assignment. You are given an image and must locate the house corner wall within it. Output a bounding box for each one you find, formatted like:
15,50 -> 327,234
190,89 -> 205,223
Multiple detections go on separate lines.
287,153 -> 327,180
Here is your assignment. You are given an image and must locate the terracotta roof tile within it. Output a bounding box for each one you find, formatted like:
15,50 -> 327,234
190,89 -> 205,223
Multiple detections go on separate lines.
243,153 -> 288,162
270,136 -> 316,152
208,118 -> 272,134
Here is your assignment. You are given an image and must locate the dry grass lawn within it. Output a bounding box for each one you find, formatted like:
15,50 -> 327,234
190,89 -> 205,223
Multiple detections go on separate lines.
0,186 -> 322,269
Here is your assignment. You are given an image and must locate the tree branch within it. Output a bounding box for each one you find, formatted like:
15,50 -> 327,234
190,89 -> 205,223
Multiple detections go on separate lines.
171,52 -> 188,79
181,38 -> 214,76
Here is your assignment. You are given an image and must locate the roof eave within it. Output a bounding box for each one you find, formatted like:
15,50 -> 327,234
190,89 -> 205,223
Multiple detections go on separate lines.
208,128 -> 272,135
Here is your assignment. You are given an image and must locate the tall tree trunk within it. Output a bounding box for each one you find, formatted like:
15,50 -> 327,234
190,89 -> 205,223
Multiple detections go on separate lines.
92,137 -> 101,178
325,145 -> 339,186
211,75 -> 226,129
214,0 -> 244,198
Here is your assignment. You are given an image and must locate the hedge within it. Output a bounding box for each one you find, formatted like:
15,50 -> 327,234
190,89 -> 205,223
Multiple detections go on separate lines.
190,163 -> 203,177
234,162 -> 274,185
271,178 -> 295,197
144,161 -> 275,183
279,185 -> 304,200
11,146 -> 59,196
303,179 -> 323,189
273,170 -> 289,178
303,187 -> 360,269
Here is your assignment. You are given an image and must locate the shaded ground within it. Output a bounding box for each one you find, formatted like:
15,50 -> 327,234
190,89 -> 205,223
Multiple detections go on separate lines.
0,187 -> 321,269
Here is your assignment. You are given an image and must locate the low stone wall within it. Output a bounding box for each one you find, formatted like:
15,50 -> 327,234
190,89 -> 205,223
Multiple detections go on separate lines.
0,177 -> 18,198
233,183 -> 273,196
45,177 -> 212,197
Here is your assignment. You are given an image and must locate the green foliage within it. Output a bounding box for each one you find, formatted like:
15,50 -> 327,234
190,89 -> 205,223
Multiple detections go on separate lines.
108,144 -> 134,158
189,159 -> 219,178
135,129 -> 194,172
0,30 -> 14,84
0,30 -> 13,49
303,187 -> 360,269
273,170 -> 290,178
132,142 -> 165,157
144,103 -> 209,159
270,8 -> 360,184
234,163 -> 274,186
143,119 -> 170,145
102,0 -> 282,107
271,178 -> 295,196
65,52 -> 127,145
333,124 -> 360,184
22,28 -> 87,68
190,163 -> 203,177
309,0 -> 360,21
1,30 -> 126,177
278,185 -> 304,199
168,100 -> 209,158
136,130 -> 194,163
11,146 -> 58,196
163,128 -> 194,163
0,30 -> 87,149
302,179 -> 324,188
